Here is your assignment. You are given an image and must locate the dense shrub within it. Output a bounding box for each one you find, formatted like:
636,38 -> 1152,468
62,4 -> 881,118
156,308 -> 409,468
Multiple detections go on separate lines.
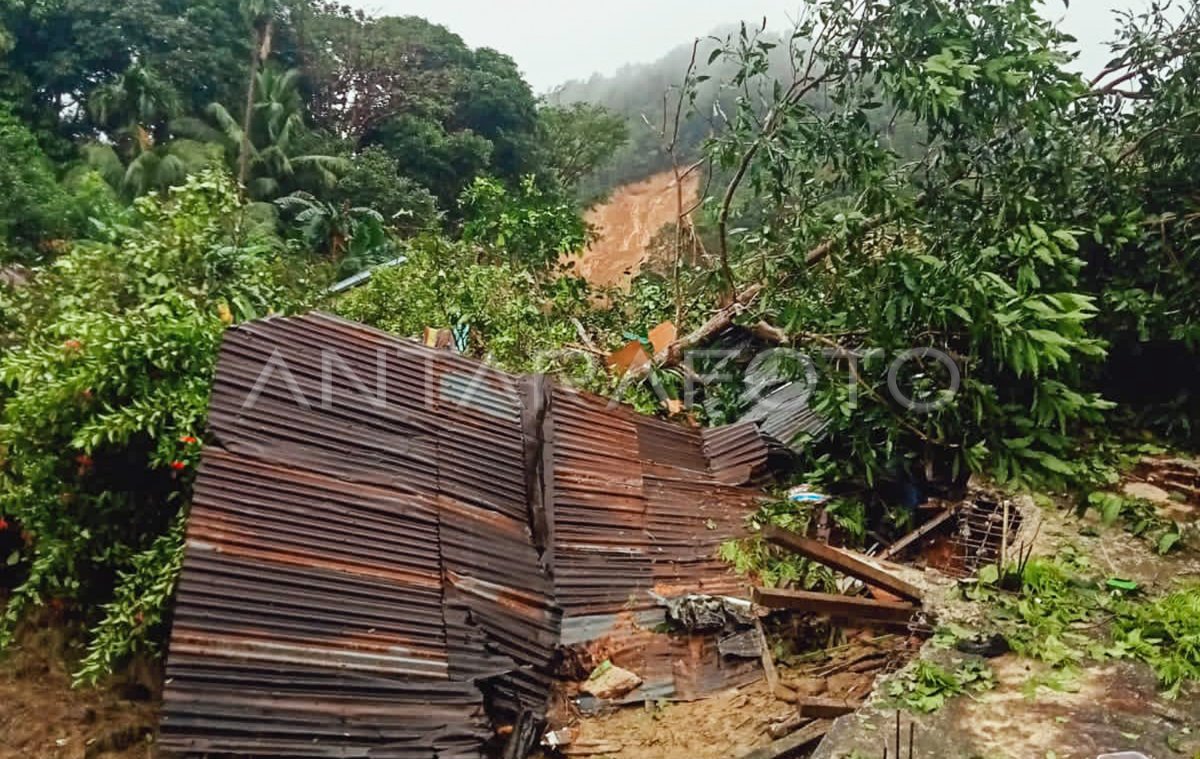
460,175 -> 592,269
0,171 -> 303,682
333,234 -> 599,372
0,107 -> 78,260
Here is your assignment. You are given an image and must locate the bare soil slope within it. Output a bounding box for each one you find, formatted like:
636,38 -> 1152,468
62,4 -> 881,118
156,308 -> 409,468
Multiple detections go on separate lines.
571,169 -> 699,289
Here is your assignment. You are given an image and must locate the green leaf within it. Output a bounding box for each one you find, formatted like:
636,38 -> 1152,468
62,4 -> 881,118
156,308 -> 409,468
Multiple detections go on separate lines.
1156,531 -> 1181,555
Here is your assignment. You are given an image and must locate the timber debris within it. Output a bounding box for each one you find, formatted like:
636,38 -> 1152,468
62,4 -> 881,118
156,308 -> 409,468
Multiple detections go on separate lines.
761,525 -> 923,603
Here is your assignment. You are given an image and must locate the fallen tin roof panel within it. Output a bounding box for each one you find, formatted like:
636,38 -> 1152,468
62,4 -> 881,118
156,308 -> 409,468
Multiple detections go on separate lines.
161,312 -> 770,757
702,421 -> 774,485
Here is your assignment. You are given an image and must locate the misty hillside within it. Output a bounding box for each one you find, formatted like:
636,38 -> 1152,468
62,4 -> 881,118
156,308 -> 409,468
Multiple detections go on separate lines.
546,29 -> 783,197
548,26 -> 923,199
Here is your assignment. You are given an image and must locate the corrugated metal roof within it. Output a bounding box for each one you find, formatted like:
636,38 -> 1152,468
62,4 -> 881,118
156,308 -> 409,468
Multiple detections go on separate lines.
161,312 -> 770,757
742,382 -> 829,451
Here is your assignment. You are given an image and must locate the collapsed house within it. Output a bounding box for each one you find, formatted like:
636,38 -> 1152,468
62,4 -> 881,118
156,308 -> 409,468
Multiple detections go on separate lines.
158,313 -> 786,758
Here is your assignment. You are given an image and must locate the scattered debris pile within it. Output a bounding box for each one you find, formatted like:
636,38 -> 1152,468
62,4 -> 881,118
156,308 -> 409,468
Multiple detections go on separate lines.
158,313 -> 1020,758
877,490 -> 1024,579
1127,456 -> 1200,520
159,313 -> 778,758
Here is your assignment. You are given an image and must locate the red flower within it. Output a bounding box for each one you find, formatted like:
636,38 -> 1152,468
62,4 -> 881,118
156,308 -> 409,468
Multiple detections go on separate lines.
169,460 -> 187,471
75,454 -> 93,469
63,339 -> 83,352
0,517 -> 8,532
179,435 -> 199,445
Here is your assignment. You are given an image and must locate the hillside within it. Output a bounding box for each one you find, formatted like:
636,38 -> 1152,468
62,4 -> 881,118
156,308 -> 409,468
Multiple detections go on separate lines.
571,169 -> 699,288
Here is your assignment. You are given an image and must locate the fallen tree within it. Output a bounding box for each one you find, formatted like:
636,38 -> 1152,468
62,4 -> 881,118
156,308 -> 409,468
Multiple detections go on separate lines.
627,0 -> 1200,491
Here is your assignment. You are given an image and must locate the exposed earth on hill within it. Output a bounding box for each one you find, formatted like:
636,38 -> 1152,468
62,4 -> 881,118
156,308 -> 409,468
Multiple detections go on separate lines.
570,169 -> 700,289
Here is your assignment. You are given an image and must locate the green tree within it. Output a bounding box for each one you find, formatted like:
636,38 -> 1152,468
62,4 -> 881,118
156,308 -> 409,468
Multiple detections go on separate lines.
83,139 -> 221,201
0,105 -> 77,258
372,115 -> 494,210
87,64 -> 180,146
0,0 -> 252,141
275,190 -> 385,260
334,235 -> 596,371
179,67 -> 346,200
628,0 -> 1166,490
297,7 -> 544,211
333,146 -> 440,235
538,102 -> 630,192
1076,4 -> 1200,440
460,175 -> 592,269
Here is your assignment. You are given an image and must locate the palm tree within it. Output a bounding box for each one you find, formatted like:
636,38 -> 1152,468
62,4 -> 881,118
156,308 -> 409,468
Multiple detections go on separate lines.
84,140 -> 220,200
88,65 -> 180,146
239,0 -> 278,187
176,68 -> 346,200
84,65 -> 217,199
274,191 -> 385,260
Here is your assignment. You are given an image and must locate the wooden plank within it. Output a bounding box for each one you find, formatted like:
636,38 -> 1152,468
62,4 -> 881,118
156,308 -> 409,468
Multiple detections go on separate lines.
767,714 -> 813,740
879,506 -> 960,560
736,719 -> 832,759
752,587 -> 918,623
763,525 -> 923,602
797,695 -> 864,719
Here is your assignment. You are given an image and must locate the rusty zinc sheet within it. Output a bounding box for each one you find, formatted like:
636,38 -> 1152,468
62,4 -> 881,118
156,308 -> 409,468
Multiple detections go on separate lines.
160,312 -> 770,757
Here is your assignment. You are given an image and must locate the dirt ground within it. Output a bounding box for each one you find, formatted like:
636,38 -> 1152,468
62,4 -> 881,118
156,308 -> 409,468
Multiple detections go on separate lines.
555,631 -> 918,759
561,460 -> 1200,759
0,617 -> 158,759
570,169 -> 700,289
813,653 -> 1200,759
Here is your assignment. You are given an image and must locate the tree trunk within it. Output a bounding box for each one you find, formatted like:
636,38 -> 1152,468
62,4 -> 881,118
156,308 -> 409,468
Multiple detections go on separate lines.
239,17 -> 273,189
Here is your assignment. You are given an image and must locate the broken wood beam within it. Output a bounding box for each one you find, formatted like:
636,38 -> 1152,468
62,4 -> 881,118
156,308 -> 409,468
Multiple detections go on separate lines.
797,695 -> 864,719
752,587 -> 918,623
563,740 -> 624,756
763,525 -> 923,603
879,505 -> 960,560
767,714 -> 813,740
737,718 -> 832,759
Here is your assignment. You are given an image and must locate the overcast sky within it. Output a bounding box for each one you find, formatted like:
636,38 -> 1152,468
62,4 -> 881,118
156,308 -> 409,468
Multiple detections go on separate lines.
347,1 -> 1148,92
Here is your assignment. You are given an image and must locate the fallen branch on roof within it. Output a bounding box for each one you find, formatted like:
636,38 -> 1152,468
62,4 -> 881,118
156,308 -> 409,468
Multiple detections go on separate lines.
752,587 -> 918,623
623,283 -> 765,382
620,211 -> 893,384
763,525 -> 923,603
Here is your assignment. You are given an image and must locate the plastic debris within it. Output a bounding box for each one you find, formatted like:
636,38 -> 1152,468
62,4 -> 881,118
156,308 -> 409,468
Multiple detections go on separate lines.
660,594 -> 756,632
542,727 -> 576,748
787,485 -> 830,505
